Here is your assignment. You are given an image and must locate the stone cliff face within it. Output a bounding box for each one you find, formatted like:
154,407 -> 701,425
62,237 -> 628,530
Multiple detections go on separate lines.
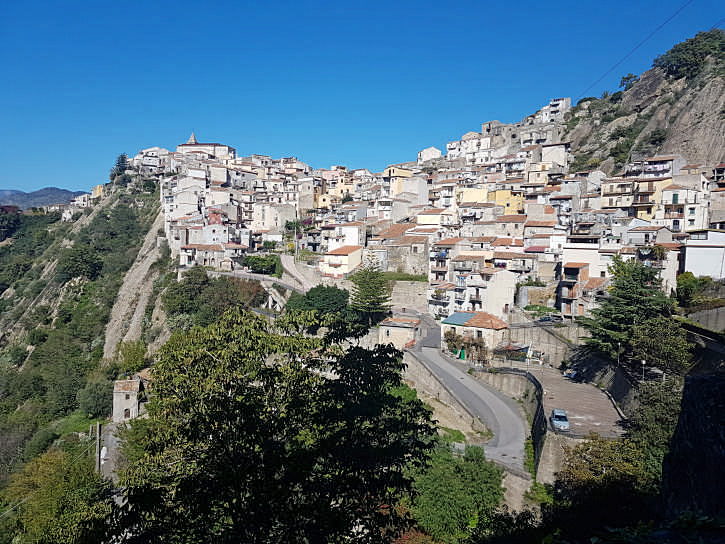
564,61 -> 725,174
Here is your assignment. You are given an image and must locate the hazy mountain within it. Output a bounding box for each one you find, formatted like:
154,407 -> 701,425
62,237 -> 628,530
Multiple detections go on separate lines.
0,187 -> 88,209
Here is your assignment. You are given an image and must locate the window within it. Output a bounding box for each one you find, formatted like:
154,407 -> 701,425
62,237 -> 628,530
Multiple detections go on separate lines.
690,208 -> 695,215
689,219 -> 695,226
124,408 -> 130,419
386,329 -> 390,337
125,394 -> 130,400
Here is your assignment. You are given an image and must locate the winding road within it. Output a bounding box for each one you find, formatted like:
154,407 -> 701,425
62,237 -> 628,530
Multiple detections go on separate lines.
410,315 -> 527,475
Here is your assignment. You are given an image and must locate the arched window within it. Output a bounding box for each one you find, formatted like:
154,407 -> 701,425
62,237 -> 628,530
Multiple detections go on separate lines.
124,408 -> 130,419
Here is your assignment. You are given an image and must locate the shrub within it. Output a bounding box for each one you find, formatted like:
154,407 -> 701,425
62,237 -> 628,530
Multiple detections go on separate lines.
77,380 -> 113,418
24,428 -> 60,461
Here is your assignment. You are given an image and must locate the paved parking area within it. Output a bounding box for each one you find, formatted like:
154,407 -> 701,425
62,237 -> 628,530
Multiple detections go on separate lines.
506,362 -> 625,438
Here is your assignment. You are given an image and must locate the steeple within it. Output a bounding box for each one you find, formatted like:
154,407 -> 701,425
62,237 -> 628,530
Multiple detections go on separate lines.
186,131 -> 197,145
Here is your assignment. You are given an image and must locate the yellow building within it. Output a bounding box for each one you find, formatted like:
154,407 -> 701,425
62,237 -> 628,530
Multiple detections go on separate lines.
456,187 -> 488,204
319,245 -> 363,278
91,184 -> 104,199
633,177 -> 672,220
487,189 -> 524,214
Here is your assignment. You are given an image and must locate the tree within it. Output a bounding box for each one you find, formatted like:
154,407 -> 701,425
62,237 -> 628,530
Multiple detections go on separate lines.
653,29 -> 725,80
110,153 -> 128,180
619,73 -> 639,90
581,256 -> 673,361
349,263 -> 392,325
111,308 -> 436,543
630,317 -> 691,375
627,377 -> 684,483
552,433 -> 654,537
57,245 -> 103,281
412,446 -> 504,543
77,379 -> 113,418
1,448 -> 112,543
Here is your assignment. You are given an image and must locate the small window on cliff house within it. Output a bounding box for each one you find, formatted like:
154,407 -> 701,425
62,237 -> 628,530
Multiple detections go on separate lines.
124,408 -> 130,419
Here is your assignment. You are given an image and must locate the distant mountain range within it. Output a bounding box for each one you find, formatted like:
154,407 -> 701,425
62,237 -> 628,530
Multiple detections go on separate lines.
0,188 -> 88,209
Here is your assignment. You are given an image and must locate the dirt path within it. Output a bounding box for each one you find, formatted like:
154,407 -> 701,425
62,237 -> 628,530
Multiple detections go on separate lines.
103,211 -> 164,360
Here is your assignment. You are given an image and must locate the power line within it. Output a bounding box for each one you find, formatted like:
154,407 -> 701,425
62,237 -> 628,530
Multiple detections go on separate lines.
0,441 -> 97,521
577,0 -> 697,99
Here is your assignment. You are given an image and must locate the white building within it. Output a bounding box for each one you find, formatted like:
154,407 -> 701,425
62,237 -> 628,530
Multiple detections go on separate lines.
681,230 -> 725,280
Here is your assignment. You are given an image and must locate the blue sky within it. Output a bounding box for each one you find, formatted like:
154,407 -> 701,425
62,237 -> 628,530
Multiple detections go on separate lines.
1,0 -> 722,192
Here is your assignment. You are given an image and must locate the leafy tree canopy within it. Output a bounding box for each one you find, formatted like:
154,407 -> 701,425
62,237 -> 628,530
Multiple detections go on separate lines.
631,317 -> 691,375
112,308 -> 436,543
412,446 -> 504,543
1,448 -> 112,543
57,245 -> 103,281
581,256 -> 673,361
653,29 -> 725,80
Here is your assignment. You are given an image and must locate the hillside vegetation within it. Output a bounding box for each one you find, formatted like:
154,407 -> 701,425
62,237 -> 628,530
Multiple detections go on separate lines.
565,29 -> 725,174
0,180 -> 160,485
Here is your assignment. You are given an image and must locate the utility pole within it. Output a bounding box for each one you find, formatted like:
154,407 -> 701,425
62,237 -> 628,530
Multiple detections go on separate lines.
95,421 -> 101,473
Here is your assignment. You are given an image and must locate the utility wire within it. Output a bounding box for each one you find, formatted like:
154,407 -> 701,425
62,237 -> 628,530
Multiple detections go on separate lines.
578,0 -> 697,99
0,440 -> 97,520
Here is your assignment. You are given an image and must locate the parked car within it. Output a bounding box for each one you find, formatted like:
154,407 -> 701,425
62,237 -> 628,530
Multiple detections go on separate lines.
538,314 -> 563,323
550,409 -> 570,432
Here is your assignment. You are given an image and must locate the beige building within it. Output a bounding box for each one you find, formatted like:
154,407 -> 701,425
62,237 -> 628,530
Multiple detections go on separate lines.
112,378 -> 145,423
319,245 -> 363,278
378,316 -> 422,349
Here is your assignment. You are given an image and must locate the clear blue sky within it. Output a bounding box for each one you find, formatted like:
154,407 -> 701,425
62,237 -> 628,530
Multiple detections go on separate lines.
1,0 -> 722,192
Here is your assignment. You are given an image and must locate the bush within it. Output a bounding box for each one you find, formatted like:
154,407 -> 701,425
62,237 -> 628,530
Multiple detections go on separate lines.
24,428 -> 60,461
77,380 -> 113,418
27,328 -> 48,346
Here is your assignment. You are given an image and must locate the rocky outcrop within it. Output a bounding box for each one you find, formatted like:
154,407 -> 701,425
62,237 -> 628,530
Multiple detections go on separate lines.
564,61 -> 725,172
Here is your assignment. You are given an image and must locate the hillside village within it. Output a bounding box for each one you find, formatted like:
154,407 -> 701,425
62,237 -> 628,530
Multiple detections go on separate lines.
94,95 -> 724,338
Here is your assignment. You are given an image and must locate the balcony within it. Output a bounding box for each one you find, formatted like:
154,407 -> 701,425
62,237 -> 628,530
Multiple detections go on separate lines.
664,213 -> 684,219
562,273 -> 580,282
453,262 -> 472,271
430,265 -> 448,272
454,292 -> 466,302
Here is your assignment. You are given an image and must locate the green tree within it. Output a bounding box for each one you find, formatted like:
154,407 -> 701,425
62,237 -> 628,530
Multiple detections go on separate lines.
111,308 -> 436,543
631,317 -> 691,375
412,446 -> 504,543
1,448 -> 112,543
349,263 -> 392,325
57,245 -> 103,281
287,284 -> 349,314
110,153 -> 128,180
581,256 -> 673,361
627,377 -> 684,484
619,72 -> 639,90
653,29 -> 725,80
76,379 -> 113,418
115,339 -> 148,374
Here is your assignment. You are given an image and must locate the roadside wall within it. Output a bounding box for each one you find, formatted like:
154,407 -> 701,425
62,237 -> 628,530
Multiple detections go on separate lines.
474,368 -> 548,477
390,281 -> 428,311
403,352 -> 488,433
685,307 -> 725,333
504,324 -> 587,366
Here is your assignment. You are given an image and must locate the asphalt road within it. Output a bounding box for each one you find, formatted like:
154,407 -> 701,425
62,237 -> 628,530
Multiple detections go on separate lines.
412,315 -> 526,474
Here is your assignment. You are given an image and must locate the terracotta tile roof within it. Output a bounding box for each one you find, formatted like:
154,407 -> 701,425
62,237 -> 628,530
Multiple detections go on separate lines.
465,312 -> 509,330
491,238 -> 524,247
496,214 -> 527,223
434,237 -> 465,246
376,224 -> 413,239
418,208 -> 446,215
494,251 -> 535,259
525,220 -> 557,227
181,244 -> 224,251
662,184 -> 687,191
433,282 -> 457,290
656,242 -> 682,249
387,235 -> 428,246
584,278 -> 607,290
325,245 -> 362,255
381,317 -> 421,328
470,236 -> 496,243
524,245 -> 548,253
630,226 -> 666,231
563,262 -> 589,268
114,379 -> 141,393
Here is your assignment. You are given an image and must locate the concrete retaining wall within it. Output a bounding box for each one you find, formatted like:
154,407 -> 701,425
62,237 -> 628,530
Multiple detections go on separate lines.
504,324 -> 587,366
403,352 -> 488,433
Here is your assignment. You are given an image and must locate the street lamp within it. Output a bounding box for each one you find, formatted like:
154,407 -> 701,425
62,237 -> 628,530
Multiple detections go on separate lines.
641,359 -> 646,380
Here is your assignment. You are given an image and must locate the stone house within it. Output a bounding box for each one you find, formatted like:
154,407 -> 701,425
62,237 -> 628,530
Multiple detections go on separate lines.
113,378 -> 146,423
378,316 -> 422,349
